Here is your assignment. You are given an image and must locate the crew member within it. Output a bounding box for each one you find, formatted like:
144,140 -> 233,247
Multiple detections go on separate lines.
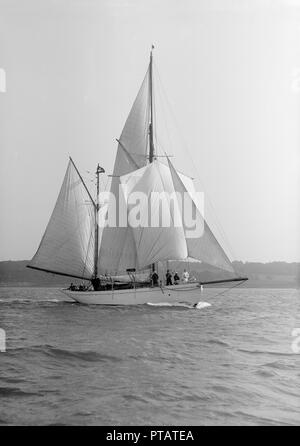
182,269 -> 190,283
151,270 -> 159,286
174,272 -> 180,285
166,270 -> 172,286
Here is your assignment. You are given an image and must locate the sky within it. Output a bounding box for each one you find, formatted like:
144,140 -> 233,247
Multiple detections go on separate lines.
0,0 -> 299,263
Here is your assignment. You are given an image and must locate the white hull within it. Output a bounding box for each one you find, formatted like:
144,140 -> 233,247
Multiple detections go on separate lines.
62,283 -> 204,305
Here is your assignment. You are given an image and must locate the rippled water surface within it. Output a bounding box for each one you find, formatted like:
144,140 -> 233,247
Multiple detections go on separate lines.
0,287 -> 299,425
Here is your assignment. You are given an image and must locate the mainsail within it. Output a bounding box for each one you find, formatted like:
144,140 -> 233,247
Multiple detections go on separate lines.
28,158 -> 96,279
98,67 -> 151,274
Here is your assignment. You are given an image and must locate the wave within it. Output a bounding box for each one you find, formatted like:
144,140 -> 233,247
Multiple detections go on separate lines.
210,384 -> 232,394
0,299 -> 32,304
122,394 -> 149,404
0,298 -> 63,304
146,301 -> 211,309
254,369 -> 276,378
195,302 -> 211,309
6,344 -> 122,364
232,410 -> 293,426
237,348 -> 296,357
262,360 -> 296,370
44,346 -> 122,363
0,386 -> 40,398
207,339 -> 230,348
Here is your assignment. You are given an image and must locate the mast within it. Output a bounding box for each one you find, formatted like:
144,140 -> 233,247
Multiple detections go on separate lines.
94,164 -> 105,279
149,45 -> 155,275
149,45 -> 155,163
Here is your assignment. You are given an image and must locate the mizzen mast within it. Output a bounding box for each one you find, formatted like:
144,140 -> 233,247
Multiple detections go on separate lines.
93,163 -> 105,282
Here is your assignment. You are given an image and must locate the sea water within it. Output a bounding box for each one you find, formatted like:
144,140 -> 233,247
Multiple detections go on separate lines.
0,287 -> 299,425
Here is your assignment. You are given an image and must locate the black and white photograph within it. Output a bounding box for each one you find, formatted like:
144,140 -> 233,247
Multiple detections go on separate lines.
0,0 -> 299,428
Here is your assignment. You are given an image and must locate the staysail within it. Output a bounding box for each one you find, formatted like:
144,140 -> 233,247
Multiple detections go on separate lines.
28,158 -> 96,279
120,161 -> 188,269
119,159 -> 235,274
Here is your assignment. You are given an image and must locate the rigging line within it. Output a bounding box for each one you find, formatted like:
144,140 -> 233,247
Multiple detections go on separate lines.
152,63 -> 160,158
73,195 -> 91,266
151,61 -> 165,160
69,157 -> 96,209
116,139 -> 140,169
102,176 -> 110,192
153,64 -> 237,264
146,68 -> 152,159
152,61 -> 173,160
27,265 -> 91,281
208,279 -> 247,299
81,225 -> 95,280
154,63 -> 173,159
98,172 -> 109,194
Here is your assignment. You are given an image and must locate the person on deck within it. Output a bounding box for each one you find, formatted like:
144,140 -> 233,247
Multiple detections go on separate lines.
166,270 -> 173,286
151,271 -> 159,287
91,277 -> 101,291
173,272 -> 180,285
182,269 -> 190,283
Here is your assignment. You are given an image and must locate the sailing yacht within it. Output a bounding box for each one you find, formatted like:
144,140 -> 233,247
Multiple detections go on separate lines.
28,48 -> 247,305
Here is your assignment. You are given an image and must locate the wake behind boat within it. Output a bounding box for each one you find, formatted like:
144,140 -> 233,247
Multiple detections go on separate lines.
27,47 -> 247,305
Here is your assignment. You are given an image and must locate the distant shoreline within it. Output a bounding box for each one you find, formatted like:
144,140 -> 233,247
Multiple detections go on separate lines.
0,259 -> 299,289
